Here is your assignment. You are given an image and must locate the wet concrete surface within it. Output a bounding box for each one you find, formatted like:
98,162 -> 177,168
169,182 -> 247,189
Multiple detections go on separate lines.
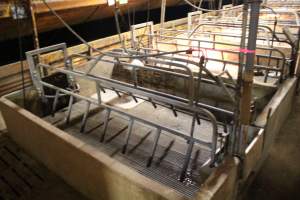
246,95 -> 300,200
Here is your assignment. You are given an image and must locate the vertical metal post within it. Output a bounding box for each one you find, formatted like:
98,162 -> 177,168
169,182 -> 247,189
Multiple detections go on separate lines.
239,0 -> 261,155
179,115 -> 196,182
114,3 -> 126,51
28,0 -> 40,50
196,56 -> 205,105
51,90 -> 60,117
28,0 -> 45,76
296,49 -> 300,78
290,28 -> 300,77
218,0 -> 223,10
100,109 -> 112,142
96,83 -> 102,105
65,95 -> 74,124
231,2 -> 249,155
80,101 -> 91,133
294,29 -> 300,92
122,118 -> 134,154
160,0 -> 167,31
147,128 -> 161,167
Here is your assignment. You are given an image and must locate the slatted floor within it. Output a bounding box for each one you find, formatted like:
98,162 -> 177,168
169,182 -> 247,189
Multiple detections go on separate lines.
44,99 -> 219,198
0,134 -> 87,200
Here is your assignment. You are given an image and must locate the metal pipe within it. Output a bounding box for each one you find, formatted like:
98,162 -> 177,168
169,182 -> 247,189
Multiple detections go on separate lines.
100,109 -> 111,142
80,101 -> 91,133
233,1 -> 249,155
160,0 -> 167,31
122,118 -> 135,154
147,128 -> 161,167
65,95 -> 74,124
239,0 -> 262,155
40,80 -> 218,151
51,90 -> 60,117
179,115 -> 196,182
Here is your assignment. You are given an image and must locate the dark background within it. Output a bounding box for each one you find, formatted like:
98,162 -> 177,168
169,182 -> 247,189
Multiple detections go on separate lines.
0,0 -> 235,66
0,4 -> 195,66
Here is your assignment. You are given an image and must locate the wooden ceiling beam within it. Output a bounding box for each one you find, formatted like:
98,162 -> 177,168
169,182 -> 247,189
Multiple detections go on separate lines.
33,0 -> 111,14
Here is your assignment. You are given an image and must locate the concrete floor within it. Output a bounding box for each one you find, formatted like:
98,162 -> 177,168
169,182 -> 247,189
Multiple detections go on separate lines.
246,95 -> 300,200
0,95 -> 300,199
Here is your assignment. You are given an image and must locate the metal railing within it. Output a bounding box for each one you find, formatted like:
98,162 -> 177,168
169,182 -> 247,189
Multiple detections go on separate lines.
26,43 -> 223,182
129,18 -> 292,84
147,32 -> 289,83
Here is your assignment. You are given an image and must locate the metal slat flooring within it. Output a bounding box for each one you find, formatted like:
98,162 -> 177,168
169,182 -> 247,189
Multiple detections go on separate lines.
65,118 -> 209,198
45,100 -> 217,198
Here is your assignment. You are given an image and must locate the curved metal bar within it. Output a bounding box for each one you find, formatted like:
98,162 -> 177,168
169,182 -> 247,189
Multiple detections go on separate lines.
25,44 -> 230,180
65,52 -> 236,116
116,48 -> 224,84
99,50 -> 196,105
187,22 -> 290,45
70,52 -> 193,79
39,71 -> 219,175
112,48 -> 238,103
152,34 -> 288,81
152,28 -> 290,83
160,28 -> 292,48
158,40 -> 287,71
153,33 -> 288,57
188,22 -> 273,41
259,8 -> 300,26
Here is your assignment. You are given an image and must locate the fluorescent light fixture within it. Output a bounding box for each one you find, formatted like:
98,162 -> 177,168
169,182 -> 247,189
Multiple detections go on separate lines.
107,0 -> 116,6
119,0 -> 128,4
107,0 -> 128,6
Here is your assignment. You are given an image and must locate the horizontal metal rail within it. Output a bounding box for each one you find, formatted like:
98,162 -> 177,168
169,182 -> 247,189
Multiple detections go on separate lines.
64,54 -> 236,117
151,34 -> 288,60
159,28 -> 292,49
26,43 -> 223,182
187,22 -> 284,43
109,48 -> 238,103
150,34 -> 288,83
41,80 -> 218,181
142,46 -> 284,73
236,9 -> 300,26
195,7 -> 300,27
70,53 -> 197,106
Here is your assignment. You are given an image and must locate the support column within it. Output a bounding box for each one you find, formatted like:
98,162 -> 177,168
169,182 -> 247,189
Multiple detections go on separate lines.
160,0 -> 167,31
28,0 -> 45,75
239,0 -> 262,155
231,2 -> 249,156
28,0 -> 40,50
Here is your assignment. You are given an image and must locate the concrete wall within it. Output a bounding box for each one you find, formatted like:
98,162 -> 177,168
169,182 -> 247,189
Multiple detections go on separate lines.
0,98 -> 186,200
195,157 -> 240,200
255,77 -> 297,159
0,77 -> 297,200
0,96 -> 241,200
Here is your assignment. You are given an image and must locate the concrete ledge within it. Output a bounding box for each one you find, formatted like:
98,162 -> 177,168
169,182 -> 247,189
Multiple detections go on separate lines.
243,129 -> 264,179
0,78 -> 297,200
255,77 -> 297,157
195,157 -> 240,200
0,97 -> 186,200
